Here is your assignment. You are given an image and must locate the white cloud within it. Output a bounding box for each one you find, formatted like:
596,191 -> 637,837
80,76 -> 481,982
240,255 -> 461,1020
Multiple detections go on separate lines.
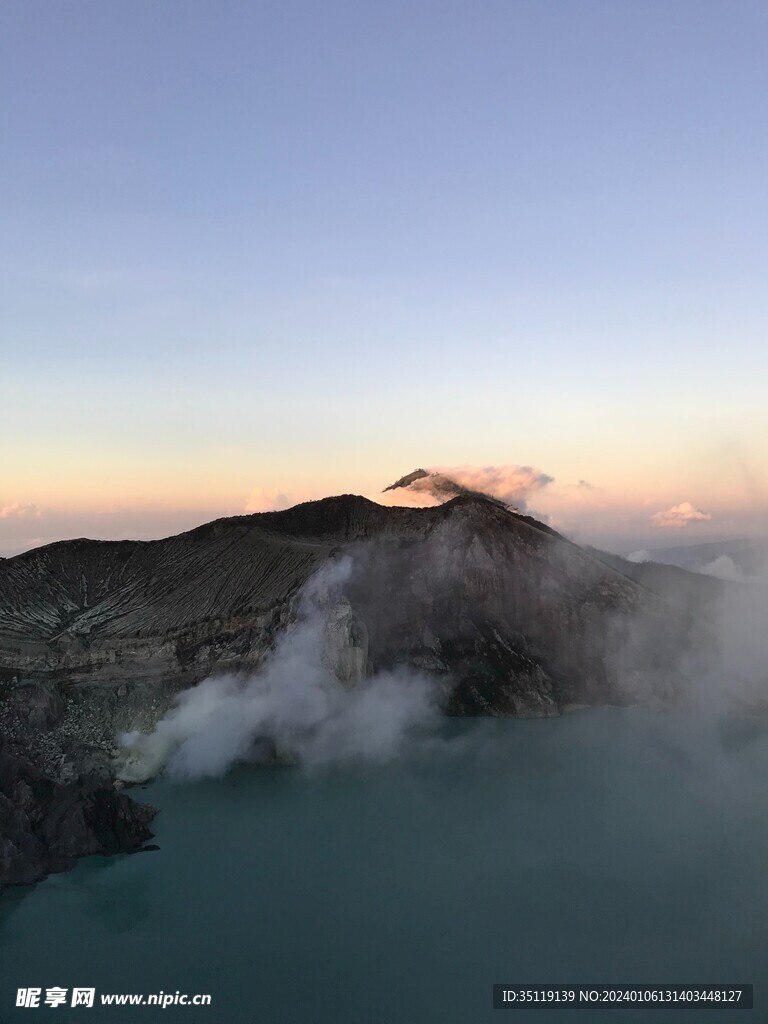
382,464 -> 554,511
651,502 -> 712,529
0,503 -> 42,520
244,487 -> 293,514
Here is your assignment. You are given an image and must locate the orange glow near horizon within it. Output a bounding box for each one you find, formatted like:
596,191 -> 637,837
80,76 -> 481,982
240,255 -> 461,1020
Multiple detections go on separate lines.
2,443 -> 767,558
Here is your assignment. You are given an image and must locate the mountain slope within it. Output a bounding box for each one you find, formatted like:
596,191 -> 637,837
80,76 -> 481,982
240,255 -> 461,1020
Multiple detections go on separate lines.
0,493 -> 718,888
1,494 -> 699,727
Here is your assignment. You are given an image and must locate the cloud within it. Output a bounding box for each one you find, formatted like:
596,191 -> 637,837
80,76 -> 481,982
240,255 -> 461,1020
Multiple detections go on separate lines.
382,464 -> 554,511
244,487 -> 293,514
0,503 -> 42,520
651,502 -> 712,529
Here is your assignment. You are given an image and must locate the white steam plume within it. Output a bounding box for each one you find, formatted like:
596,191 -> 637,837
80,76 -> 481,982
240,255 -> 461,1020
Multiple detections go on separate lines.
117,557 -> 439,782
627,550 -> 653,563
700,555 -> 746,583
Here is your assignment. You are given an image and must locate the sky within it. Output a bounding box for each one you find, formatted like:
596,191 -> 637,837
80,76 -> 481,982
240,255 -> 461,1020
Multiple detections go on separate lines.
1,0 -> 766,556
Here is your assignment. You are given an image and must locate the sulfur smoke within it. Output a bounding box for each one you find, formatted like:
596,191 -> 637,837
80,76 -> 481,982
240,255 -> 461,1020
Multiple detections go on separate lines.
117,557 -> 440,783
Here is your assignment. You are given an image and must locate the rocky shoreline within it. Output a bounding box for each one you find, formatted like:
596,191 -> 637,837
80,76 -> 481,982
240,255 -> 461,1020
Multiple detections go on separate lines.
0,738 -> 156,891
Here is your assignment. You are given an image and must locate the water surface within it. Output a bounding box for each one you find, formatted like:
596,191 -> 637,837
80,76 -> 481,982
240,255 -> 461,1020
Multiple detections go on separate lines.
2,709 -> 766,1022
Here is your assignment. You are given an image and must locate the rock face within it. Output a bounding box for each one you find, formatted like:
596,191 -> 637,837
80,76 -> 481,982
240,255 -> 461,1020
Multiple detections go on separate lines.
324,598 -> 369,689
0,493 -> 714,887
0,738 -> 156,890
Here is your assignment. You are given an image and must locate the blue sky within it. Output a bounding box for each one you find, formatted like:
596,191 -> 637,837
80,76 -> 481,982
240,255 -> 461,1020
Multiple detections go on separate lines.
1,1 -> 766,554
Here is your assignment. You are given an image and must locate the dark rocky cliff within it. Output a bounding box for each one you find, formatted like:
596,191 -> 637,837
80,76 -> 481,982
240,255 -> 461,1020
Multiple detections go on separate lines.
0,737 -> 156,889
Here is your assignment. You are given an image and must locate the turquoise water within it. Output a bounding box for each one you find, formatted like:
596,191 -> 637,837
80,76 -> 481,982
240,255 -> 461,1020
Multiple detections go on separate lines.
2,709 -> 767,1022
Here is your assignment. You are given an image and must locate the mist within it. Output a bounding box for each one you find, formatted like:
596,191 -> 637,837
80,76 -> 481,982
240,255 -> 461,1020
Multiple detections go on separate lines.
117,557 -> 440,782
605,553 -> 768,717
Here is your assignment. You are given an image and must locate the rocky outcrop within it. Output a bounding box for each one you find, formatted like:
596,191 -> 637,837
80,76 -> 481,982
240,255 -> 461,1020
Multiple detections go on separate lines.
323,598 -> 369,688
0,738 -> 156,890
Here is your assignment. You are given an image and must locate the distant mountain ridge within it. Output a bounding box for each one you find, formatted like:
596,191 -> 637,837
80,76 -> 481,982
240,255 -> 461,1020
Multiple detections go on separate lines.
638,538 -> 768,583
